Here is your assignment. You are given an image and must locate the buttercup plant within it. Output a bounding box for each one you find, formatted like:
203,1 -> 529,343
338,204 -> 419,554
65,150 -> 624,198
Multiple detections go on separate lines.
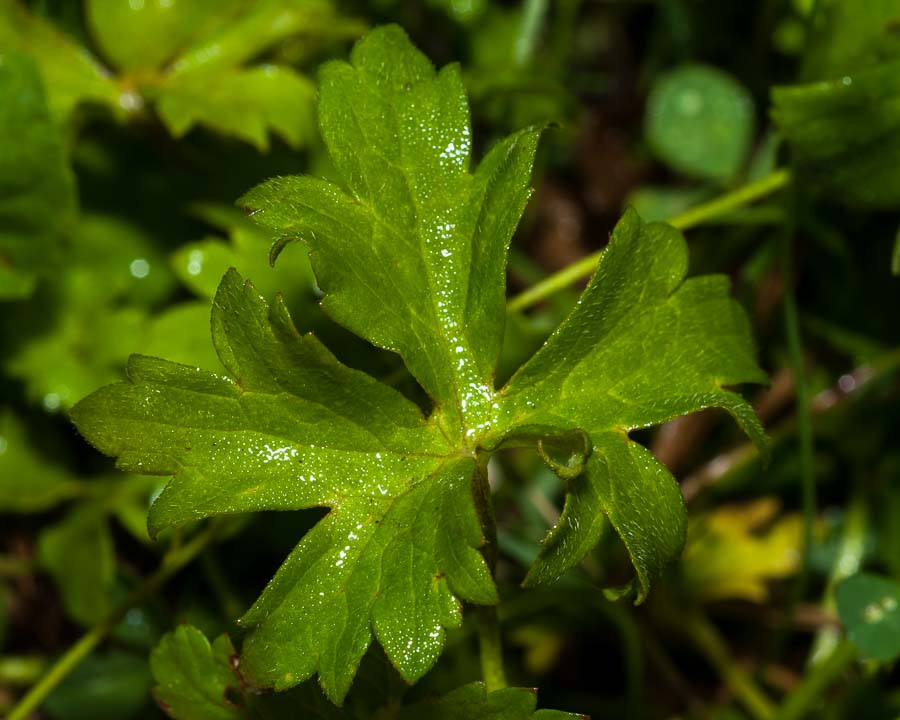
70,25 -> 766,711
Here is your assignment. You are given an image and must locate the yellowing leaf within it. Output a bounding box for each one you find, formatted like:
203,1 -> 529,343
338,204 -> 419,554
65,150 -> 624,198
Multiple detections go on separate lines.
682,498 -> 804,603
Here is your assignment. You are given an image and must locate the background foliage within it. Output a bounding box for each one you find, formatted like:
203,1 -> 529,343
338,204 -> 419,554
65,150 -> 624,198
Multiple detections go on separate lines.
2,0 -> 900,718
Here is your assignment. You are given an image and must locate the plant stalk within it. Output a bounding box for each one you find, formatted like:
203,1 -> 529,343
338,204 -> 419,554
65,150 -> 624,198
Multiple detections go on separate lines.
515,0 -> 550,66
782,230 -> 816,588
478,606 -> 508,692
775,639 -> 857,720
473,453 -> 508,691
808,492 -> 867,665
7,523 -> 221,720
683,612 -> 777,720
765,202 -> 818,674
507,168 -> 792,312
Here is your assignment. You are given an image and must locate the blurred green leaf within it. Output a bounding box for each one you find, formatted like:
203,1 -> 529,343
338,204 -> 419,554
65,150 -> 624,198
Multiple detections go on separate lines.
0,51 -> 76,300
146,0 -> 350,148
645,64 -> 755,183
836,572 -> 900,661
165,0 -> 352,76
773,59 -> 900,208
6,0 -> 354,147
5,301 -> 144,411
427,0 -> 487,24
86,0 -> 227,73
67,214 -> 176,306
139,301 -> 221,370
3,214 -> 176,409
745,131 -> 782,181
150,625 -> 408,720
0,3 -> 119,119
44,650 -> 153,720
38,504 -> 115,626
156,65 -> 316,151
0,410 -> 83,512
803,0 -> 900,79
466,7 -> 573,130
171,204 -> 316,310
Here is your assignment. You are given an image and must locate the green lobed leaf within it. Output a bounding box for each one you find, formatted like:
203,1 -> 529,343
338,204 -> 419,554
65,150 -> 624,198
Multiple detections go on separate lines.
240,25 -> 541,438
150,626 -> 243,720
73,268 -> 497,702
772,59 -> 900,208
644,64 -> 755,183
150,626 -> 581,719
836,572 -> 900,662
0,51 -> 76,299
73,25 -> 765,705
498,209 -> 767,600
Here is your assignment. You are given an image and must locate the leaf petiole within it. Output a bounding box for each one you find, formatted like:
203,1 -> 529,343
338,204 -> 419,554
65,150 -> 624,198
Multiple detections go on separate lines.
478,606 -> 509,692
472,452 -> 509,690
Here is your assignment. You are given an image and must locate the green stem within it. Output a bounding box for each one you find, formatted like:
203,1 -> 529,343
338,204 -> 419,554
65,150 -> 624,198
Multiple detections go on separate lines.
478,606 -> 508,692
473,453 -> 507,691
782,218 -> 817,609
685,612 -> 777,720
515,0 -> 550,66
669,168 -> 791,230
808,492 -> 867,665
507,168 -> 792,312
7,524 -> 221,720
775,639 -> 857,720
